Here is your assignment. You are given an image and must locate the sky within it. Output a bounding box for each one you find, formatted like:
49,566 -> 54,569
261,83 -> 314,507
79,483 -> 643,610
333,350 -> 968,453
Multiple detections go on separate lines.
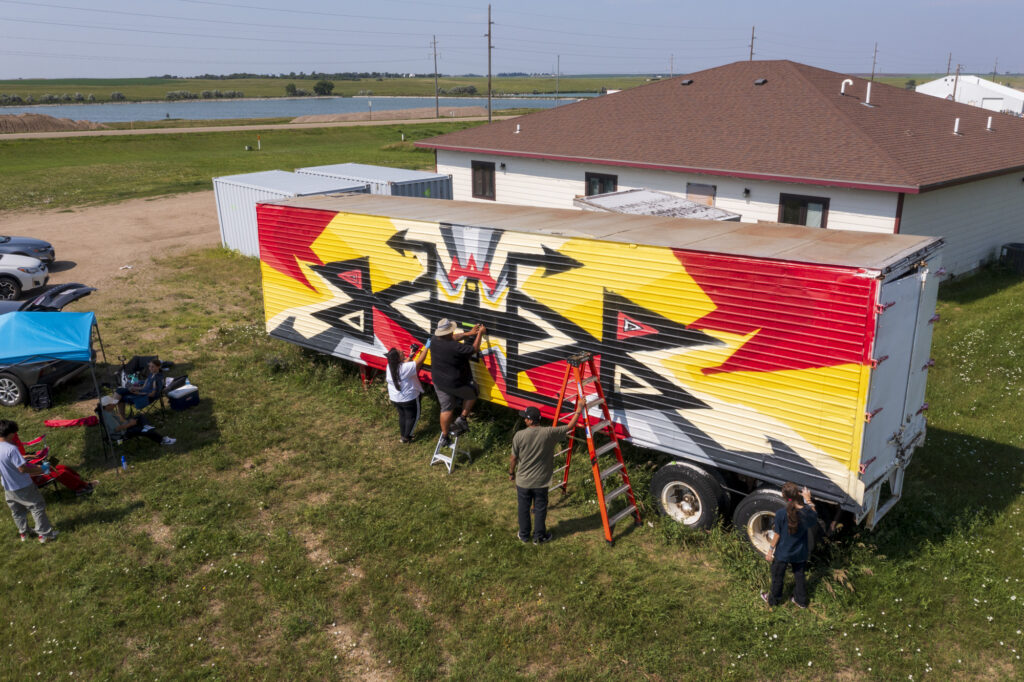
0,0 -> 1020,79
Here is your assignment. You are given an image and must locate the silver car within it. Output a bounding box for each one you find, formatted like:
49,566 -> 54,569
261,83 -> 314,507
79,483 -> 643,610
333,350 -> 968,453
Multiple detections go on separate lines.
0,253 -> 48,300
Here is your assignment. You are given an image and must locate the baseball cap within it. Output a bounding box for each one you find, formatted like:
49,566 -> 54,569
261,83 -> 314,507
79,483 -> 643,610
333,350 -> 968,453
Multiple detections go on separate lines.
434,318 -> 457,335
100,395 -> 120,406
519,406 -> 542,421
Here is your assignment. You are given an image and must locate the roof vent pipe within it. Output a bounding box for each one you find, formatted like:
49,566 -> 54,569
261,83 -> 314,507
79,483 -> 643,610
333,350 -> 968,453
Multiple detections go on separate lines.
953,118 -> 961,135
514,124 -> 521,134
841,78 -> 853,95
986,116 -> 993,131
865,82 -> 872,105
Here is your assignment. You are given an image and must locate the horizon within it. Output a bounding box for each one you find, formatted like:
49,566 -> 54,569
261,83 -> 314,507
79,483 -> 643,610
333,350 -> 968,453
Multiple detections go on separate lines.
0,0 -> 1020,80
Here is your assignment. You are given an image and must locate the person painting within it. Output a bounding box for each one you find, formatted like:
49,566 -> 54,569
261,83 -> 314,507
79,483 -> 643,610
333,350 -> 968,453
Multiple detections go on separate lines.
429,318 -> 485,446
762,482 -> 818,609
508,403 -> 583,544
0,420 -> 58,543
115,357 -> 164,416
385,345 -> 426,444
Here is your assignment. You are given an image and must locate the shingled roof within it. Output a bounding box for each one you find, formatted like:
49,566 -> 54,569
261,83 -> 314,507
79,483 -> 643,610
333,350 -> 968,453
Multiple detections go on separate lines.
417,60 -> 1024,193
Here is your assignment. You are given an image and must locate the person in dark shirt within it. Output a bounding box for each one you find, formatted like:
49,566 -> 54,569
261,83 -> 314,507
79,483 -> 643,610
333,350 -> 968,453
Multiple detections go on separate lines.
430,318 -> 485,445
761,481 -> 818,608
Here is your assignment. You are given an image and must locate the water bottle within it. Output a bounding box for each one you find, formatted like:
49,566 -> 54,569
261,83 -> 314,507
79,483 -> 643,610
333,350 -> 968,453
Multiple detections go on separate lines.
40,461 -> 51,475
184,377 -> 191,386
121,455 -> 127,471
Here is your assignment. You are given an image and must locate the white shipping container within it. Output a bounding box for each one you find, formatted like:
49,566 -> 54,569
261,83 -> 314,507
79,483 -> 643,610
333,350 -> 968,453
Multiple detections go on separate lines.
295,163 -> 452,199
213,170 -> 368,257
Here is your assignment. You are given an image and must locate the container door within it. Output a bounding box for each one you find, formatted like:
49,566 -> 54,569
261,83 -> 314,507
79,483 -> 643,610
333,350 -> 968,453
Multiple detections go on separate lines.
861,272 -> 922,483
902,254 -> 943,445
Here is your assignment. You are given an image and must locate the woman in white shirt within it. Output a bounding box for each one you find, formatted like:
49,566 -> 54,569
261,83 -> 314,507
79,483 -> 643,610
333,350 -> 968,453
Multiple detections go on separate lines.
385,346 -> 426,443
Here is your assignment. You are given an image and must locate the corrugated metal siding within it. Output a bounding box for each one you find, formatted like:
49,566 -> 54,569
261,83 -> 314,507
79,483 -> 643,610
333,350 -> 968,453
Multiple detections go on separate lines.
213,172 -> 368,257
258,202 -> 889,507
296,163 -> 453,199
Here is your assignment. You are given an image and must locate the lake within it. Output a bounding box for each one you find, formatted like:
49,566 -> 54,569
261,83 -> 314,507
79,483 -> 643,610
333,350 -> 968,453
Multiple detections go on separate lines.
0,96 -> 580,123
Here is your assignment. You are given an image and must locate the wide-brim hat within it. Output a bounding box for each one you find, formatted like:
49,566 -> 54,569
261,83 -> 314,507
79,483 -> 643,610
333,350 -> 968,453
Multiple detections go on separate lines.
434,318 -> 457,335
100,394 -> 120,406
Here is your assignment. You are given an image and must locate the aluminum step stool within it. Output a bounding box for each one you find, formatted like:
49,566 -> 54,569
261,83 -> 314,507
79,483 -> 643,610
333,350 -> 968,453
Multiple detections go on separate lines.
430,432 -> 470,474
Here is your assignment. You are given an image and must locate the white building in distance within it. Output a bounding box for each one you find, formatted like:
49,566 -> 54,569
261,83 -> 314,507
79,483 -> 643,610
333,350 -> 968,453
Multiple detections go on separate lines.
916,75 -> 1024,115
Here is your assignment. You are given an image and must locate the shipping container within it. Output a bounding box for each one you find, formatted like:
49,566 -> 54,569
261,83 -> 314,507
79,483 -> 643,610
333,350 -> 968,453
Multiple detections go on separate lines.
212,170 -> 368,257
295,163 -> 453,199
257,194 -> 943,551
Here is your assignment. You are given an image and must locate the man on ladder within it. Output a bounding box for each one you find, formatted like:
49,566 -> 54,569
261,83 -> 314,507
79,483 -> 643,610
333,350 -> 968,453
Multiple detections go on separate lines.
430,318 -> 486,446
509,402 -> 584,544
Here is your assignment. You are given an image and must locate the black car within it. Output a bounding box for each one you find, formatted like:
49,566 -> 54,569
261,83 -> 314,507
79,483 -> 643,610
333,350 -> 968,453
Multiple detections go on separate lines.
0,283 -> 96,407
0,235 -> 55,264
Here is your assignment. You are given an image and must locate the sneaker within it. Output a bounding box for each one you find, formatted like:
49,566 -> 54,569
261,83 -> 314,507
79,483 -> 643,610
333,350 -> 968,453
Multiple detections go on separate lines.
161,437 -> 176,446
439,433 -> 452,447
141,425 -> 155,433
533,532 -> 553,545
790,597 -> 808,609
19,533 -> 27,542
38,530 -> 58,544
454,415 -> 469,430
515,532 -> 529,543
760,592 -> 770,605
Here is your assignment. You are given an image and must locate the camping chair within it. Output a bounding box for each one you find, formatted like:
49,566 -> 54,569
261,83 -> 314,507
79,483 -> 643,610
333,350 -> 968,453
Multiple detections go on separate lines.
11,434 -> 65,499
116,355 -> 175,418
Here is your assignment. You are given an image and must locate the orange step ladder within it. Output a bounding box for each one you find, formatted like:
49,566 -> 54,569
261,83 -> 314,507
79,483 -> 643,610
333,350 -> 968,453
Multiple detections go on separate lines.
551,352 -> 640,544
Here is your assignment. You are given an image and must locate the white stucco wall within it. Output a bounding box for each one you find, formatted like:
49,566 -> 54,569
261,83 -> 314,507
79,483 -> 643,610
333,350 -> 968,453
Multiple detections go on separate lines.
436,150 -> 899,234
916,76 -> 1024,114
900,173 -> 1024,276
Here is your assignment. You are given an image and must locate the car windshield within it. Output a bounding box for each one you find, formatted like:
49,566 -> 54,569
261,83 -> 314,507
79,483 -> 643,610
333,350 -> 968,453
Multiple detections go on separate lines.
0,237 -> 10,244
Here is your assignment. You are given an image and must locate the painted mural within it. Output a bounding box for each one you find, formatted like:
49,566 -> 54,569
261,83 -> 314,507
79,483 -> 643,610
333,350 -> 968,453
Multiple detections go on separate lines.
258,204 -> 879,504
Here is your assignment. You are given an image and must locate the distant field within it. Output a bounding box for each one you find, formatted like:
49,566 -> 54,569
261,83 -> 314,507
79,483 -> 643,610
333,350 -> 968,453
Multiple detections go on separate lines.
0,76 -> 651,105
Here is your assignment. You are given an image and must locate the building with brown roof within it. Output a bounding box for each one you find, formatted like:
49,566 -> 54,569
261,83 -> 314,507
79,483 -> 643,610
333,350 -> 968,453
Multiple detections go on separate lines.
418,60 -> 1024,276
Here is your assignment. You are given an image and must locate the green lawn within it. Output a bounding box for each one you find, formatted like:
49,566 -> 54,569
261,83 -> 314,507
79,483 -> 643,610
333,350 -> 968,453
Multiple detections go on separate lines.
0,76 -> 650,105
0,121 -> 481,212
0,247 -> 1020,679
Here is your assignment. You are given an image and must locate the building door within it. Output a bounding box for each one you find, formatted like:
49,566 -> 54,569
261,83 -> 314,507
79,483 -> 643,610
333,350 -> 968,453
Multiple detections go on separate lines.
686,182 -> 716,206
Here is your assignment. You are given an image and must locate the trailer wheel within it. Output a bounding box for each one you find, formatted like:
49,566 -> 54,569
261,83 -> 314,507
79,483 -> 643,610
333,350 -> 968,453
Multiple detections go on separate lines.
650,463 -> 722,530
733,489 -> 785,555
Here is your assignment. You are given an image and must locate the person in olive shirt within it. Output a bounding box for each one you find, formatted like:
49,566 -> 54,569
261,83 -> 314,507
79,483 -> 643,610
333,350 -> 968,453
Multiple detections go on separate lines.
509,403 -> 583,544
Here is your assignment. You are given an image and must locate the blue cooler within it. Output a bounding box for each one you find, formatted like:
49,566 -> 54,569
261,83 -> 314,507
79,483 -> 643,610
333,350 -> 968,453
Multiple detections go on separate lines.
167,384 -> 200,411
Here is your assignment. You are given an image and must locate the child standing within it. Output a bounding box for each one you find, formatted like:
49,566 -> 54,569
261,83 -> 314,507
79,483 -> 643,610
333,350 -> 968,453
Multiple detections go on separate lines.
0,420 -> 58,543
762,482 -> 818,608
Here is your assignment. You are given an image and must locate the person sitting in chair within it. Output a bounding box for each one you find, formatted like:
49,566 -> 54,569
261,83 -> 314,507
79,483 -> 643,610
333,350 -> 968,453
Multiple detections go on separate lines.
115,357 -> 164,416
100,395 -> 176,446
9,432 -> 99,497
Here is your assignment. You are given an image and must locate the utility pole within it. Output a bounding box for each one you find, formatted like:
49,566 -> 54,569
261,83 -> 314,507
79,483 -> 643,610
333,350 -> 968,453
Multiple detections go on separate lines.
946,52 -> 952,75
952,63 -> 961,100
432,35 -> 439,119
749,26 -> 755,61
555,54 -> 560,104
670,54 -> 674,77
486,4 -> 493,123
992,57 -> 998,81
870,42 -> 878,81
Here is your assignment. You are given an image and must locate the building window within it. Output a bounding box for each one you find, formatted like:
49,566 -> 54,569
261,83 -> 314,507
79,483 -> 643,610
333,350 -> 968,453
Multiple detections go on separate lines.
472,161 -> 495,200
686,182 -> 716,206
585,172 -> 617,196
778,193 -> 830,228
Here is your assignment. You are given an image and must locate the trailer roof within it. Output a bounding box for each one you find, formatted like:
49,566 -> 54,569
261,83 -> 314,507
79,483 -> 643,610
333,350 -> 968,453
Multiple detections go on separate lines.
271,194 -> 942,273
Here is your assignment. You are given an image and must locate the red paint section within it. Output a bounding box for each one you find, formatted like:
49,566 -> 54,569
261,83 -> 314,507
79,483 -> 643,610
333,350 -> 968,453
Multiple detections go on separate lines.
257,204 -> 335,290
617,312 -> 658,340
672,250 -> 876,374
338,269 -> 363,289
447,254 -> 498,294
372,308 -> 423,355
359,352 -> 387,371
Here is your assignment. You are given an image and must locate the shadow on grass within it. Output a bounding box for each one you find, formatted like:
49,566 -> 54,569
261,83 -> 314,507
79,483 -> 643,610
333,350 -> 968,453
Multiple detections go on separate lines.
57,499 -> 145,533
938,265 -> 1023,305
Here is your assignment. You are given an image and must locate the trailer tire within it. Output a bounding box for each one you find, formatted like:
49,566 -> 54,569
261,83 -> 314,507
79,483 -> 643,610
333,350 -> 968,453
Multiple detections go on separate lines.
650,463 -> 722,530
733,489 -> 785,555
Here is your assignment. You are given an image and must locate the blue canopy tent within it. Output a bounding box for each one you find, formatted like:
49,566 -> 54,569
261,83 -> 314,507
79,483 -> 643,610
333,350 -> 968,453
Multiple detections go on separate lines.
0,311 -> 112,458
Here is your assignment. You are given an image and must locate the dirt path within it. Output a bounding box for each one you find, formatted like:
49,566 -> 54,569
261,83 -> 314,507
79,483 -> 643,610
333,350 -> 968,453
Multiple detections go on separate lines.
0,115 -> 513,140
0,192 -> 221,290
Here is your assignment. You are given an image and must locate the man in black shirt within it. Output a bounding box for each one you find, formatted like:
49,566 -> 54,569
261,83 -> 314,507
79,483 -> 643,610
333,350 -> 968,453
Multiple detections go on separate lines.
430,318 -> 485,445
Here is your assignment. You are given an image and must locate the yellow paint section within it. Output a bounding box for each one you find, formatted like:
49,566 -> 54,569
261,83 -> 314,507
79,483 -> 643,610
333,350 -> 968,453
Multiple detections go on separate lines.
310,213 -> 427,293
518,370 -> 538,393
519,238 -> 716,341
261,261 -> 334,321
662,328 -> 866,469
473,338 -> 508,406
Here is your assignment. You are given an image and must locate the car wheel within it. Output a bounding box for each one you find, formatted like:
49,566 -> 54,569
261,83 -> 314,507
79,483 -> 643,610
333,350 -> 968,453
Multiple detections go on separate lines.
0,276 -> 21,301
0,373 -> 27,407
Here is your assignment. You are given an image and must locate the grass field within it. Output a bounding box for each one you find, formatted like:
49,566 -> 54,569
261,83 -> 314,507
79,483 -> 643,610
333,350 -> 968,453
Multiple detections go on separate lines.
0,121 -> 481,212
0,245 -> 1020,679
0,76 -> 651,105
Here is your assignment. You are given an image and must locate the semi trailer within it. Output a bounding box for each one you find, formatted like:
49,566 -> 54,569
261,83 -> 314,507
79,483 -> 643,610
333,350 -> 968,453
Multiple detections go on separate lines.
257,194 -> 943,551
